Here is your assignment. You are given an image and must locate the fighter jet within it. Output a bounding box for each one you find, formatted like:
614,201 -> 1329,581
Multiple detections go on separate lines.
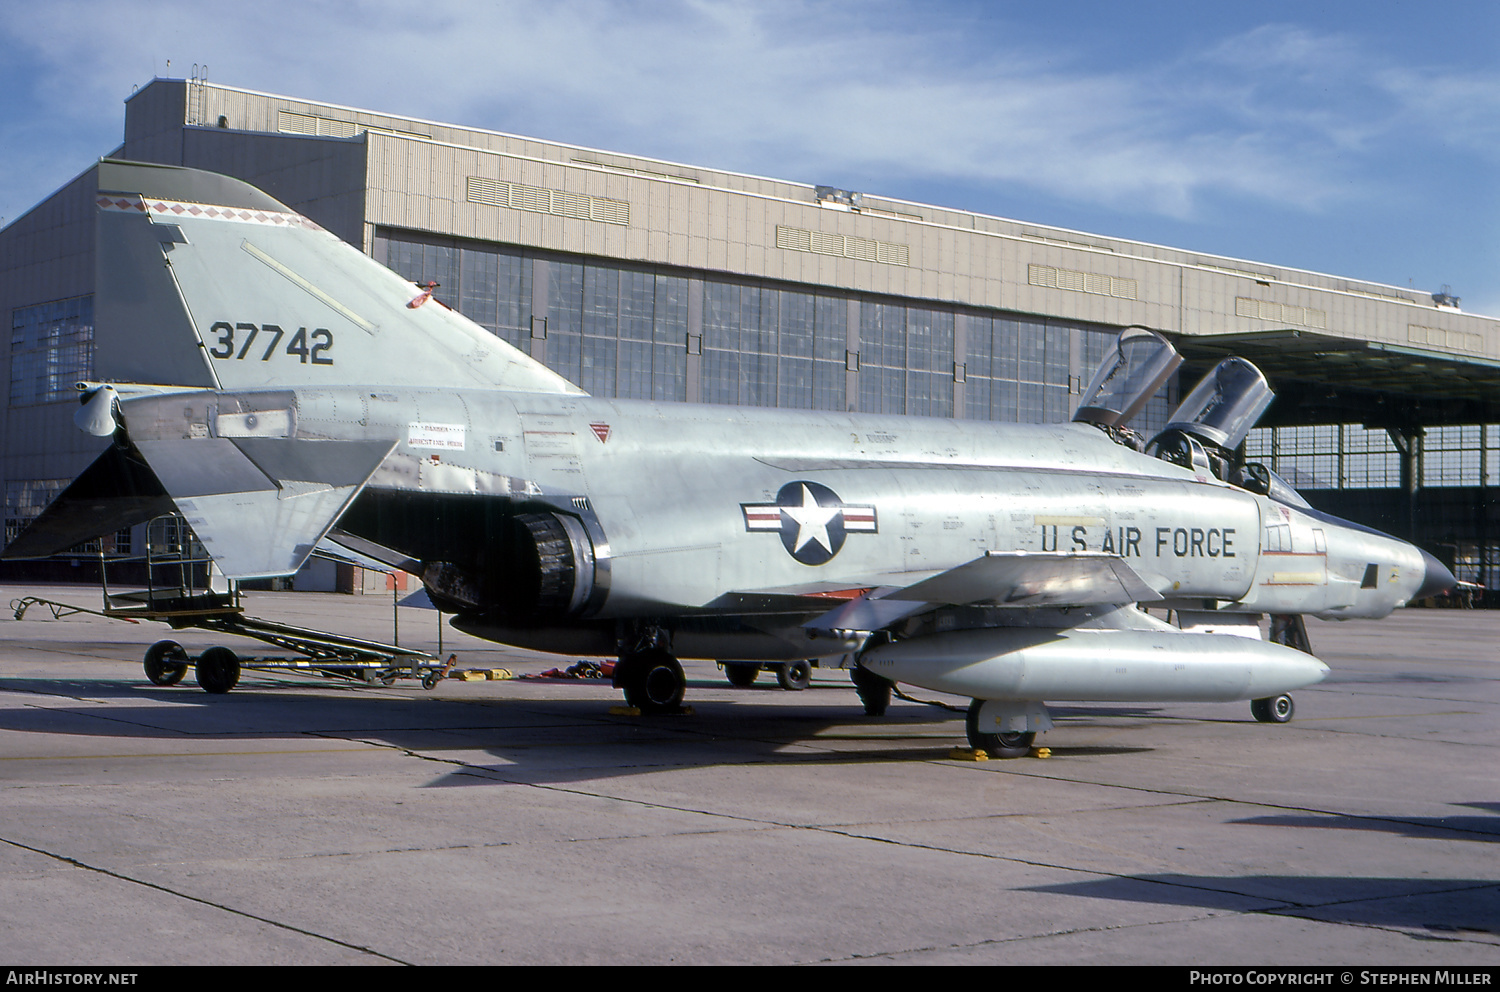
6,161 -> 1456,755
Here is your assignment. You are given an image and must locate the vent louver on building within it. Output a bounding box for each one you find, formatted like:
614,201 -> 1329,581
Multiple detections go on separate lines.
1409,324 -> 1484,353
1029,264 -> 1137,300
775,226 -> 909,266
277,111 -> 361,137
1235,297 -> 1328,329
467,177 -> 630,225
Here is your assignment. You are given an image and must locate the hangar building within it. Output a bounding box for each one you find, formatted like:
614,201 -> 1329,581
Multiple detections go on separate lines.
3,77 -> 1498,591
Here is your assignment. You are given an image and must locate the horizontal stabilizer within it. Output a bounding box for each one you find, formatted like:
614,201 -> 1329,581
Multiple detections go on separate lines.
2,444 -> 174,559
885,551 -> 1163,608
139,436 -> 397,579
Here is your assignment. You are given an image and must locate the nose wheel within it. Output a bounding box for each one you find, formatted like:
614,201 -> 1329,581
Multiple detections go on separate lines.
1251,694 -> 1295,723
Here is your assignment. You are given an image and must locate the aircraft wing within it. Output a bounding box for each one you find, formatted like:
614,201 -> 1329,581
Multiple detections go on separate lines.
799,551 -> 1163,633
884,551 -> 1162,607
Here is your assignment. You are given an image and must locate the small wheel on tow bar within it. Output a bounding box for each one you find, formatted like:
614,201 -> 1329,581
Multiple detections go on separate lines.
616,648 -> 685,714
143,640 -> 189,686
195,646 -> 241,695
851,664 -> 892,716
965,699 -> 1034,758
1251,694 -> 1294,724
776,659 -> 812,691
723,662 -> 761,688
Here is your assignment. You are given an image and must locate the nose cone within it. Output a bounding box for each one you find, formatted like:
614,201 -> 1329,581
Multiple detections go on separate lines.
1416,548 -> 1457,601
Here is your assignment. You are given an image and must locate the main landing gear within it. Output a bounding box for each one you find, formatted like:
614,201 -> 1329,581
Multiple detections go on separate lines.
613,647 -> 686,714
851,664 -> 893,716
719,659 -> 814,691
965,700 -> 1035,758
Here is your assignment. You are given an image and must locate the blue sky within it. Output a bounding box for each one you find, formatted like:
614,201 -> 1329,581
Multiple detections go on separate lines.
3,0 -> 1497,314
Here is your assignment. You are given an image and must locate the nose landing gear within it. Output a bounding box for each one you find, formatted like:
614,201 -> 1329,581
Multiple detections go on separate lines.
1251,694 -> 1295,723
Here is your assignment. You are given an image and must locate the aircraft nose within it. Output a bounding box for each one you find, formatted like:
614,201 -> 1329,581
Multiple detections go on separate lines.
1415,548 -> 1457,601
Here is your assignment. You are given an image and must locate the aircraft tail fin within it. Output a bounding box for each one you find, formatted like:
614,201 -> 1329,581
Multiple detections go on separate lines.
94,160 -> 582,396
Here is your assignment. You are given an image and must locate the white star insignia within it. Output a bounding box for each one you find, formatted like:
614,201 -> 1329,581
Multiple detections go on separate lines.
781,484 -> 840,555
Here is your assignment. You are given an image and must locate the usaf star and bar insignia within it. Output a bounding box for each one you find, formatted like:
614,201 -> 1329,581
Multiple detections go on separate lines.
741,481 -> 877,565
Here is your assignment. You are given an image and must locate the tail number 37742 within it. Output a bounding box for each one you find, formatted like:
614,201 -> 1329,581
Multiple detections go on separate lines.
207,322 -> 333,365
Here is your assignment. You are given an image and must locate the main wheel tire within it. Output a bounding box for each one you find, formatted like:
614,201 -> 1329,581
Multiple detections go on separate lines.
620,649 -> 685,714
776,659 -> 812,691
723,662 -> 761,688
143,640 -> 189,686
1251,694 -> 1294,723
965,699 -> 1035,758
851,664 -> 892,716
195,646 -> 241,695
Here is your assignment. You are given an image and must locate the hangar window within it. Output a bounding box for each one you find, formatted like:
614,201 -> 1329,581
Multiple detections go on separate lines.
1340,427 -> 1404,488
377,232 -> 531,348
696,284 -> 847,411
3,480 -> 128,554
9,296 -> 93,406
1244,425 -> 1407,490
961,317 -> 1170,431
859,304 -> 953,417
547,262 -> 688,402
374,228 -> 1176,430
1424,425 -> 1493,488
1245,425 -> 1339,489
4,479 -> 68,546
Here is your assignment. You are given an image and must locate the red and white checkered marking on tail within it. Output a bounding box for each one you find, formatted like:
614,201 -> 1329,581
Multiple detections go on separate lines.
96,195 -> 321,231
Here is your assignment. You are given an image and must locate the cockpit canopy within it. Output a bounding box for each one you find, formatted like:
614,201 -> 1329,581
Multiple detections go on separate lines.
1161,357 -> 1275,452
1077,329 -> 1291,503
1072,326 -> 1182,429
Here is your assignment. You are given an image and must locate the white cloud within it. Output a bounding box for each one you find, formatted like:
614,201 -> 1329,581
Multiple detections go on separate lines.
1,1 -> 1495,226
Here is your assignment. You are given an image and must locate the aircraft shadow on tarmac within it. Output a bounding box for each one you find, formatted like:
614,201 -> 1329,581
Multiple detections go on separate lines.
1230,804 -> 1500,843
1021,874 -> 1500,936
0,674 -> 1155,784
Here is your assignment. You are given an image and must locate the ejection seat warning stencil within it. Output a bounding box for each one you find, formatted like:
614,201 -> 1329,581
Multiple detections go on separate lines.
407,423 -> 466,450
